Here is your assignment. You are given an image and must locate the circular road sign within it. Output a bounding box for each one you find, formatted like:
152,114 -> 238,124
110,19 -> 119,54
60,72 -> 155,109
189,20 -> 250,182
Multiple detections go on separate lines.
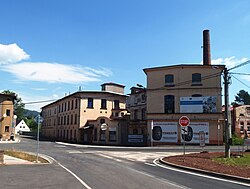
179,116 -> 190,127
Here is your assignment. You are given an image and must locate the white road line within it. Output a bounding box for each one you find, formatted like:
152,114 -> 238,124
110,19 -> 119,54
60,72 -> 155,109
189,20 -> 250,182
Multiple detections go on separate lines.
145,162 -> 156,167
154,158 -> 250,187
45,155 -> 92,189
67,150 -> 83,154
98,154 -> 122,162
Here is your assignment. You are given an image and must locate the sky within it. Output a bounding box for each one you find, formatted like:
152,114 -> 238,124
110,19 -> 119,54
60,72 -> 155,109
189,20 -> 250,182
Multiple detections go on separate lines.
0,0 -> 250,111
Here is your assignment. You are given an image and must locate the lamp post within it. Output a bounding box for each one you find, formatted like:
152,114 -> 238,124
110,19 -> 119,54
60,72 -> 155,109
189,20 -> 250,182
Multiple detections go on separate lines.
10,114 -> 17,141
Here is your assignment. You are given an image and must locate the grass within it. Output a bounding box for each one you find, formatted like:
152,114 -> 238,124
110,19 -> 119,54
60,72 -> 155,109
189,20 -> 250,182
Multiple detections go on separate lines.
214,154 -> 250,167
4,150 -> 49,163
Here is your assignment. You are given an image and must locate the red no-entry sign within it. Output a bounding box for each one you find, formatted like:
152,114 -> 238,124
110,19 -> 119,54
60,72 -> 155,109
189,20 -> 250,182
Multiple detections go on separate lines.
179,116 -> 190,127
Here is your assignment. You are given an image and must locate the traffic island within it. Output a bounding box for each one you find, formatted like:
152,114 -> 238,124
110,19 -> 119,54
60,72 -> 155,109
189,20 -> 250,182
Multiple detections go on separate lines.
160,151 -> 250,184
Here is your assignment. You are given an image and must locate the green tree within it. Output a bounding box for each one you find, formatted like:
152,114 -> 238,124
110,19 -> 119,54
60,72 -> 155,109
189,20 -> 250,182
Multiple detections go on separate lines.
25,117 -> 37,131
1,90 -> 25,122
234,90 -> 250,105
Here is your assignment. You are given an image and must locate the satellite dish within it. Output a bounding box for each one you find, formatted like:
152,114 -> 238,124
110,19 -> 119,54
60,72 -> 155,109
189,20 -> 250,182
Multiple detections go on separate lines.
101,123 -> 108,131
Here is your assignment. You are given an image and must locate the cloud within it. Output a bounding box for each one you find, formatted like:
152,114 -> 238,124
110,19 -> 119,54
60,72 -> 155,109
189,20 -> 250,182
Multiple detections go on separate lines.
1,62 -> 112,84
0,43 -> 30,64
201,56 -> 248,69
31,88 -> 48,91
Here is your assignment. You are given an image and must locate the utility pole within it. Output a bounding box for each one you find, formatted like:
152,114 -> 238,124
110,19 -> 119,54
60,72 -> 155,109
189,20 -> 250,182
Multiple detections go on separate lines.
224,67 -> 231,158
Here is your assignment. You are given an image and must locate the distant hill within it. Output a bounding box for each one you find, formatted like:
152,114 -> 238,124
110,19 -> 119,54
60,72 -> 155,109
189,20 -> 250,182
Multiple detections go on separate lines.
24,109 -> 40,118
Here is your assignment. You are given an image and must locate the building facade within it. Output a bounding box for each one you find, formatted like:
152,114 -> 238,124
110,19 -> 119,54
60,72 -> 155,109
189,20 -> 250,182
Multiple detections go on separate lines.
41,83 -> 128,145
143,64 -> 225,145
126,86 -> 147,146
231,105 -> 250,138
0,93 -> 16,140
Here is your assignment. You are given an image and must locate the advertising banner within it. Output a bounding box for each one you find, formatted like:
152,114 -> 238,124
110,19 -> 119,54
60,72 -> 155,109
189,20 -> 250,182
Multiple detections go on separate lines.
180,96 -> 217,113
181,122 -> 209,144
152,122 -> 178,143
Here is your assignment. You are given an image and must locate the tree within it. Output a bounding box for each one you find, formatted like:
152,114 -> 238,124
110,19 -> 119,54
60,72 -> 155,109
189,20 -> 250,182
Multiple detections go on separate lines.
1,90 -> 25,122
234,90 -> 250,105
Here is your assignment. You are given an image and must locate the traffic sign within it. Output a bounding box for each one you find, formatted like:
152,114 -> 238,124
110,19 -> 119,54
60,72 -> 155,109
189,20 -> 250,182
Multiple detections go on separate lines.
181,127 -> 188,135
179,116 -> 190,127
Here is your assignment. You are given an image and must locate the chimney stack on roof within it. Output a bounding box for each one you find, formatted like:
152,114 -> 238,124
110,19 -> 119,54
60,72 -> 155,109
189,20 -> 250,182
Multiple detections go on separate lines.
203,29 -> 211,65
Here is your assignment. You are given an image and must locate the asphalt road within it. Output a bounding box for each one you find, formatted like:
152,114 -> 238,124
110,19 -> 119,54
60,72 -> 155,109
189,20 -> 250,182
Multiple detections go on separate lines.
0,136 -> 249,189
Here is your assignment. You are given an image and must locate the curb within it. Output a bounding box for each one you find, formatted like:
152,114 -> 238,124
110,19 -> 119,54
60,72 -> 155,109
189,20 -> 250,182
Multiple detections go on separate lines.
159,158 -> 250,184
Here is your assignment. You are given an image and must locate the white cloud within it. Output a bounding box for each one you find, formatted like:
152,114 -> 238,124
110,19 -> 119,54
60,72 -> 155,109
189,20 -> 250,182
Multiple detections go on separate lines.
201,56 -> 248,69
212,56 -> 248,69
1,62 -> 112,84
31,88 -> 48,91
0,43 -> 30,64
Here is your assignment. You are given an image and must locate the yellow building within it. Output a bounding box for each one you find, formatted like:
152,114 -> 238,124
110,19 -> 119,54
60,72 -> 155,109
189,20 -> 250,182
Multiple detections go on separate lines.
0,93 -> 17,140
231,105 -> 250,138
143,64 -> 225,145
41,83 -> 128,145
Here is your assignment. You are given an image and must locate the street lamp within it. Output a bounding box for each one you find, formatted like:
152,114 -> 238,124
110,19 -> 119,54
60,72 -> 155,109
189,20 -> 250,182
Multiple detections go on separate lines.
10,115 -> 17,141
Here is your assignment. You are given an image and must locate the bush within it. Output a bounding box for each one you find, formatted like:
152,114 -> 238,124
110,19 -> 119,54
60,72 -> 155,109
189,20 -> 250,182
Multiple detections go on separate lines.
232,134 -> 244,145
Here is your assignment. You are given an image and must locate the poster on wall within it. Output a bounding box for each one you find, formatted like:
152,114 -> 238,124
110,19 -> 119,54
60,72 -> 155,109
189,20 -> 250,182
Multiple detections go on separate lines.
180,96 -> 217,113
180,122 -> 209,144
152,122 -> 178,143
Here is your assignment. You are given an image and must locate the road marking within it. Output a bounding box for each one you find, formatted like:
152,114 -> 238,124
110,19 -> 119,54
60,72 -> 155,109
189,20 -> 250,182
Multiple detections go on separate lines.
154,158 -> 250,187
54,145 -> 66,148
67,150 -> 83,154
44,155 -> 92,189
145,162 -> 156,167
98,153 -> 122,162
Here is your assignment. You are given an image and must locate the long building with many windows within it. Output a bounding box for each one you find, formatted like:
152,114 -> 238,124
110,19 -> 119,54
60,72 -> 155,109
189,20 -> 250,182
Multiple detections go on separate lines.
41,83 -> 128,145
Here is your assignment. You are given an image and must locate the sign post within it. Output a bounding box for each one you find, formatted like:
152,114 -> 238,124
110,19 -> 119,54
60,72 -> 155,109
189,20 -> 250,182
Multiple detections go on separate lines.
199,131 -> 205,152
179,116 -> 190,162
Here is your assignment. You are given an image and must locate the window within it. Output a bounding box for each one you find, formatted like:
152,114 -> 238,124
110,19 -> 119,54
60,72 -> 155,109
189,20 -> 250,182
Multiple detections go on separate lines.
109,131 -> 116,141
75,99 -> 78,109
114,100 -> 120,109
71,100 -> 74,110
134,109 -> 138,120
5,126 -> 9,132
164,95 -> 175,114
101,99 -> 107,109
94,128 -> 97,141
74,114 -> 77,124
67,115 -> 69,125
240,126 -> 244,132
68,101 -> 70,111
87,98 -> 94,108
141,108 -> 146,120
165,74 -> 174,87
64,116 -> 66,125
71,114 -> 73,124
100,130 -> 106,141
192,73 -> 202,86
6,109 -> 10,116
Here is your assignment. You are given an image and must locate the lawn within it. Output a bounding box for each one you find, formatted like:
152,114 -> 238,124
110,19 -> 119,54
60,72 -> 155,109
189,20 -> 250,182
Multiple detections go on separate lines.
214,153 -> 250,167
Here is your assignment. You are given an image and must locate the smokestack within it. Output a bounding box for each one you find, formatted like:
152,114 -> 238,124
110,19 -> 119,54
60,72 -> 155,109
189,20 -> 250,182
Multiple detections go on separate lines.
203,29 -> 211,65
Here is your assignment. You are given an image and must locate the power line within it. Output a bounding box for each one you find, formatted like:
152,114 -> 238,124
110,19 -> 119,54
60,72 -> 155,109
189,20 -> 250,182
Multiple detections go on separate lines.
231,72 -> 250,76
231,75 -> 250,89
228,59 -> 250,71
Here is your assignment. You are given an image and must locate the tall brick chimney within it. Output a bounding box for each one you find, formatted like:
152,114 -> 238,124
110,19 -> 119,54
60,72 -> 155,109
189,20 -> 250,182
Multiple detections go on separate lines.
203,29 -> 211,65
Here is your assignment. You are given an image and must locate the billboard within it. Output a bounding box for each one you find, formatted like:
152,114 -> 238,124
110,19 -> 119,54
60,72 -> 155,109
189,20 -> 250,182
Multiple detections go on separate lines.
180,96 -> 217,113
152,122 -> 178,143
180,122 -> 209,144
